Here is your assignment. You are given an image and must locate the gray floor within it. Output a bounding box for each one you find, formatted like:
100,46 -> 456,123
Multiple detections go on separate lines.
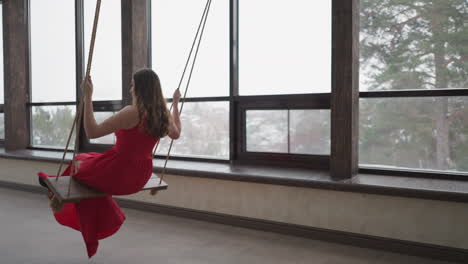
0,187 -> 457,264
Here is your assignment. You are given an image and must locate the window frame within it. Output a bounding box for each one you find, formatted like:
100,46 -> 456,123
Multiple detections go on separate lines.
0,1 -> 4,145
235,94 -> 330,168
0,104 -> 4,146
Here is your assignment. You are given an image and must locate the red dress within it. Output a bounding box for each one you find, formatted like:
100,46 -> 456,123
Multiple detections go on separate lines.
38,120 -> 159,258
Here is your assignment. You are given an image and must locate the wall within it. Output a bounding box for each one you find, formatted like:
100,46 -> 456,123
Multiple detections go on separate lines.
1,158 -> 467,250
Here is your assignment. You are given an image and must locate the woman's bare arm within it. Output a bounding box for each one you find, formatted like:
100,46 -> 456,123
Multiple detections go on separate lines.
83,77 -> 139,139
168,104 -> 181,139
168,89 -> 182,139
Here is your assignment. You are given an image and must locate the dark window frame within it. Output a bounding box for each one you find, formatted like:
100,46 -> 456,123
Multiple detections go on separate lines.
0,104 -> 4,145
0,1 -> 4,145
235,94 -> 330,169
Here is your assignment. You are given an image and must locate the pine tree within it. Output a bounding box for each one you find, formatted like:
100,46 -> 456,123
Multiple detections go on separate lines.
360,0 -> 468,170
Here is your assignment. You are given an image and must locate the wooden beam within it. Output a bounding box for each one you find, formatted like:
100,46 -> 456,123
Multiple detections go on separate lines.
121,0 -> 150,106
3,0 -> 30,151
331,0 -> 360,179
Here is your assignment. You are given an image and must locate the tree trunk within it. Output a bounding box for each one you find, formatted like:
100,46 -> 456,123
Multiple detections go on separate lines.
434,97 -> 450,170
431,3 -> 451,170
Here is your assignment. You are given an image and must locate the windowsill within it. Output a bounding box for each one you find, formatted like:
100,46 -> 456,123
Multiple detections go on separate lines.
1,148 -> 468,203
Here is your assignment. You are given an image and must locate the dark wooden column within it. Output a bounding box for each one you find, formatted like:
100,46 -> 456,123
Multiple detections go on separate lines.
3,0 -> 30,151
331,0 -> 360,179
121,0 -> 150,106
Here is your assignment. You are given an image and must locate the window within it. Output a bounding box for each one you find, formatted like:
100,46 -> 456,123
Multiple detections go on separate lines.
151,0 -> 332,166
90,111 -> 116,145
157,102 -> 229,159
29,0 -> 76,149
84,0 -> 122,101
152,0 -> 229,98
246,110 -> 330,155
152,0 -> 230,160
239,0 -> 331,95
359,0 -> 468,173
31,105 -> 76,149
27,1 -> 123,151
235,0 -> 331,167
83,1 -> 123,149
5,0 -> 464,179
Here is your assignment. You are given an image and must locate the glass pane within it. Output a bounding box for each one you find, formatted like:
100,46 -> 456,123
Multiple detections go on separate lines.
152,0 -> 229,98
84,0 -> 122,101
239,1 -> 331,95
90,112 -> 116,144
31,106 -> 76,149
30,0 -> 76,102
156,102 -> 229,159
360,1 -> 468,91
246,110 -> 288,153
0,5 -> 3,105
360,97 -> 468,173
290,110 -> 330,155
0,113 -> 4,139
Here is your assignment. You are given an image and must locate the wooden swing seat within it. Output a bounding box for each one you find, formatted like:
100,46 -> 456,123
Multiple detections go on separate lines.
43,174 -> 168,203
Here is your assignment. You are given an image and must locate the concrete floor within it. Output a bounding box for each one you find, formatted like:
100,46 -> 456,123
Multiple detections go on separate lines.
0,187 -> 457,264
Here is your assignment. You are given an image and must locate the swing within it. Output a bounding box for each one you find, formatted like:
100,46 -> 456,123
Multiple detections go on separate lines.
42,0 -> 213,205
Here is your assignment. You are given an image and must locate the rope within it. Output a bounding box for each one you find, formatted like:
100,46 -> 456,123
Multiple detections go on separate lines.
153,0 -> 213,191
55,0 -> 102,197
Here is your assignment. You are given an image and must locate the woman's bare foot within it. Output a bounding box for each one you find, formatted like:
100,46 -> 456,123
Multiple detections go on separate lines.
71,160 -> 82,175
49,195 -> 63,213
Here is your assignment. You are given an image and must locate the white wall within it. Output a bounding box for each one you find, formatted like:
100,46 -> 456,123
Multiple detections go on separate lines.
1,158 -> 467,250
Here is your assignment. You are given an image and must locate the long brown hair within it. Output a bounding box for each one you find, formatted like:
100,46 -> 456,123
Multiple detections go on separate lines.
133,68 -> 171,138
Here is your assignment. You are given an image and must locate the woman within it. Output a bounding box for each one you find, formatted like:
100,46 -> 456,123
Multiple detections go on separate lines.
38,68 -> 181,258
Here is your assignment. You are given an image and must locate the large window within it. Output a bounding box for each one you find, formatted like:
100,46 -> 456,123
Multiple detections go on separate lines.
239,1 -> 331,95
359,0 -> 468,173
236,0 -> 331,166
84,0 -> 122,101
29,0 -> 122,151
151,0 -> 332,166
29,0 -> 76,149
152,0 -> 229,98
152,0 -> 230,160
84,1 -> 122,148
0,0 -> 464,179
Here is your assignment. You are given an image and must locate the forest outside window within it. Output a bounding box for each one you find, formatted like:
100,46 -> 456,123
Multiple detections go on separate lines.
359,0 -> 468,174
246,109 -> 330,155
